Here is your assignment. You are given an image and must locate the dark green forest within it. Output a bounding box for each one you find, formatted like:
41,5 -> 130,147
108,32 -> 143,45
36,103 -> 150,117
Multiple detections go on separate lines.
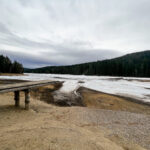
25,50 -> 150,77
0,55 -> 24,73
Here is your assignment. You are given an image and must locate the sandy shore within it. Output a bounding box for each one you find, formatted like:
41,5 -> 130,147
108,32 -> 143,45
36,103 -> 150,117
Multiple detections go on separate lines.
0,81 -> 149,150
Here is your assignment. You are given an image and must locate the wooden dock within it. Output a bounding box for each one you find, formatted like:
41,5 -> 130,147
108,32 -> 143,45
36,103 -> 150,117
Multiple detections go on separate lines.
0,80 -> 60,110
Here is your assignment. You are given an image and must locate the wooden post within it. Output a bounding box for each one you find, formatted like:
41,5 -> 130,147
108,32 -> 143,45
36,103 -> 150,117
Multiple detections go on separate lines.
24,89 -> 30,110
14,91 -> 20,107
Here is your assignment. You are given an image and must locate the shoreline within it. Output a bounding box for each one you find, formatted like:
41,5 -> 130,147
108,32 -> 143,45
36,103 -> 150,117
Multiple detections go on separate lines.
0,78 -> 150,108
0,73 -> 25,76
79,86 -> 150,107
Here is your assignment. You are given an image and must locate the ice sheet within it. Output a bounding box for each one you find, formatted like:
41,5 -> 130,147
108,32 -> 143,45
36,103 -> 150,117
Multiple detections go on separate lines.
0,73 -> 150,103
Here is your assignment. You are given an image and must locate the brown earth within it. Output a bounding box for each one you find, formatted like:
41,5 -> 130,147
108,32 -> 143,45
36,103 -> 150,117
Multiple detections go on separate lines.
0,81 -> 149,150
78,87 -> 150,115
0,73 -> 25,76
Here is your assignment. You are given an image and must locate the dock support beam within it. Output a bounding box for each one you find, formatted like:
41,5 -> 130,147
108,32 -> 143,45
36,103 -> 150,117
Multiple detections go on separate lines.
24,89 -> 30,110
14,91 -> 20,107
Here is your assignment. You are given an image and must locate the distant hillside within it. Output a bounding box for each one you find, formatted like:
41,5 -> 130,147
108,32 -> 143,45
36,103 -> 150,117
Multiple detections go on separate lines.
25,50 -> 150,77
0,55 -> 24,73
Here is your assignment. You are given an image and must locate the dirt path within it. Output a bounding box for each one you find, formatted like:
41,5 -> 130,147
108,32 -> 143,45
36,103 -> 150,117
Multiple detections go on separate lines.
0,90 -> 149,150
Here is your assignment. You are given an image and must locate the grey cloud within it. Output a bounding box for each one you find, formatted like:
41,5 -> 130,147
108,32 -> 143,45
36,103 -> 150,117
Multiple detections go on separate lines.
0,22 -> 13,35
0,0 -> 149,68
0,47 -> 122,68
42,48 -> 122,65
0,49 -> 59,68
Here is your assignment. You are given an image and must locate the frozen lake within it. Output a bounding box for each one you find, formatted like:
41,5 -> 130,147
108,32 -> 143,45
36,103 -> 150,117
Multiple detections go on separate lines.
0,73 -> 150,103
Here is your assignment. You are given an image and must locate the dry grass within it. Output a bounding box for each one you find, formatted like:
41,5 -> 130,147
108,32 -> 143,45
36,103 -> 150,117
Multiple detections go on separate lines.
78,87 -> 150,114
31,82 -> 62,104
126,79 -> 150,82
0,73 -> 25,76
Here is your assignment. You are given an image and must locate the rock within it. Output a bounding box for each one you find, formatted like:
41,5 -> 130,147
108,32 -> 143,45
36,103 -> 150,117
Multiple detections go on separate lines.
52,91 -> 83,106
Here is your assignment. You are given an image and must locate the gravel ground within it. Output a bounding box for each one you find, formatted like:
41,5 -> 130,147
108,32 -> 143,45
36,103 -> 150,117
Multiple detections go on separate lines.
69,108 -> 150,149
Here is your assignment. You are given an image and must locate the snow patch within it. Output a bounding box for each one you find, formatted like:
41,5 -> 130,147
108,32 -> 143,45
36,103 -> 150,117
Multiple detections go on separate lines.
0,73 -> 150,103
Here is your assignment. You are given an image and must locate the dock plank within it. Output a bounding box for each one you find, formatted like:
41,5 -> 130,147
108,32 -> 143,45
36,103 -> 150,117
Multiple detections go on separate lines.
0,80 -> 60,93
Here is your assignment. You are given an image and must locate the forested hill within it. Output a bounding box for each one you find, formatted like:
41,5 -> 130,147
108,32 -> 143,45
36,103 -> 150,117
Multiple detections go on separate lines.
25,50 -> 150,77
0,55 -> 24,73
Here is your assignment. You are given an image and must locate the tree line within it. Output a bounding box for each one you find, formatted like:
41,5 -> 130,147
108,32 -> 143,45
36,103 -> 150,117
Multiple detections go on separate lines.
26,50 -> 150,77
0,55 -> 24,73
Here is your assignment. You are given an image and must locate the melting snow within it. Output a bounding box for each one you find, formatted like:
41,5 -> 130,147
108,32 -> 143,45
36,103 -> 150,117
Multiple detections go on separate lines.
0,73 -> 150,103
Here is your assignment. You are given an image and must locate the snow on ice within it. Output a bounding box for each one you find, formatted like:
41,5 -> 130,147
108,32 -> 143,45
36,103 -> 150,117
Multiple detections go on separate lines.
0,73 -> 150,103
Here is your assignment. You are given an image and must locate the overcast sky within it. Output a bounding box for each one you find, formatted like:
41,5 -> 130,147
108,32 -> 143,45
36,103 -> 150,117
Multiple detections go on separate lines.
0,0 -> 150,68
